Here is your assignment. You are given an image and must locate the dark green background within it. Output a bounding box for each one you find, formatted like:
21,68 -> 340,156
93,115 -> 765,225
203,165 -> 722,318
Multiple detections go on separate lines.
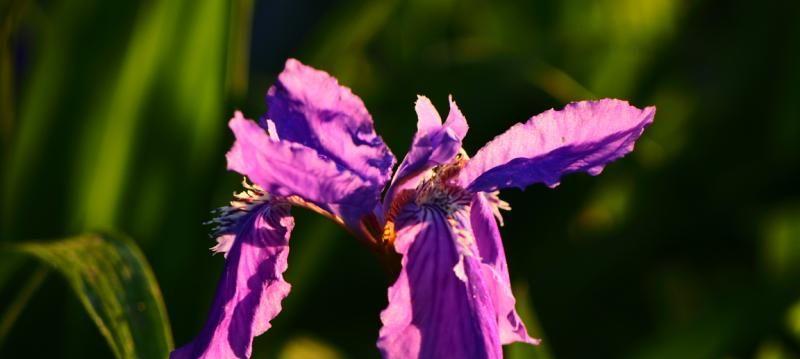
2,0 -> 800,357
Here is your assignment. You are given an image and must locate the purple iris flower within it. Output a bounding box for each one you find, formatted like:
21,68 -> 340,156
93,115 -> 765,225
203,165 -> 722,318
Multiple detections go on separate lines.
171,59 -> 655,359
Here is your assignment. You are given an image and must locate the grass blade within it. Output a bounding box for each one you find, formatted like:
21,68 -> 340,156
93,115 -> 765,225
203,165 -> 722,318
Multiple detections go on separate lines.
16,233 -> 173,359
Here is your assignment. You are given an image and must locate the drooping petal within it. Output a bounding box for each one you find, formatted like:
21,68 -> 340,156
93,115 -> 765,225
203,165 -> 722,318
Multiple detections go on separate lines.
171,202 -> 294,359
461,99 -> 655,192
267,58 -> 396,187
471,193 -> 539,345
378,204 -> 501,359
384,96 -> 468,211
227,112 -> 375,208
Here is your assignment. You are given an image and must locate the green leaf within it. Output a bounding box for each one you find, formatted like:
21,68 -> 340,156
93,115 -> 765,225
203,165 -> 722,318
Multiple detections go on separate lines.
15,233 -> 173,359
73,0 -> 185,230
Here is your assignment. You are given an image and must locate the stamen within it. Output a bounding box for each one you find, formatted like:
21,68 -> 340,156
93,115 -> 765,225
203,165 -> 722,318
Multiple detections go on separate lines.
205,178 -> 277,254
382,221 -> 396,247
484,191 -> 511,226
382,189 -> 415,246
415,155 -> 470,214
381,152 -> 473,248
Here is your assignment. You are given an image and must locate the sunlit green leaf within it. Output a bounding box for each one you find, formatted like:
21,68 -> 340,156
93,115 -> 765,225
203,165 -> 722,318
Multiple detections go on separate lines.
15,233 -> 173,359
73,0 -> 184,230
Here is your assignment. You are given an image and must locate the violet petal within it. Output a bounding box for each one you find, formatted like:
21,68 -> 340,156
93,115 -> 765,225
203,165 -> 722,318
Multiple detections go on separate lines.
461,99 -> 655,192
384,96 -> 468,209
471,194 -> 539,345
378,204 -> 501,359
227,112 -> 375,208
171,203 -> 294,359
267,58 -> 396,188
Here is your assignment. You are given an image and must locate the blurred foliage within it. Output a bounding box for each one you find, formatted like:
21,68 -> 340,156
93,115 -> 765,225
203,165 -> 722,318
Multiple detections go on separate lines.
507,283 -> 553,359
0,262 -> 46,349
9,234 -> 172,358
762,207 -> 800,279
278,336 -> 345,359
1,0 -> 800,358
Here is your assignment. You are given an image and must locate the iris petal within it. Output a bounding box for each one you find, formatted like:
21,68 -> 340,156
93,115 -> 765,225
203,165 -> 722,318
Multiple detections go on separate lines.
384,96 -> 468,212
227,112 -> 376,211
471,194 -> 539,345
171,202 -> 294,359
461,99 -> 655,192
267,58 -> 396,187
378,204 -> 501,359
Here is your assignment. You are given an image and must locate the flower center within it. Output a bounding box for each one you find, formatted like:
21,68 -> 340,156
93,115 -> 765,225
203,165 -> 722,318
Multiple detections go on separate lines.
414,153 -> 471,211
382,154 -> 471,245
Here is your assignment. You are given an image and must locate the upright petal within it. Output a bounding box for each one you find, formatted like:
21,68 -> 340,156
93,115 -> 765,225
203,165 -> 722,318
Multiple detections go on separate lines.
471,194 -> 538,345
443,95 -> 469,139
227,112 -> 375,208
267,58 -> 396,186
461,99 -> 655,192
171,202 -> 294,359
384,96 -> 468,210
378,204 -> 501,359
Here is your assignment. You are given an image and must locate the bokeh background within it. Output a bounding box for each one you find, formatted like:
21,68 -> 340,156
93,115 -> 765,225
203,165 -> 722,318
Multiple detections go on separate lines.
2,0 -> 800,358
